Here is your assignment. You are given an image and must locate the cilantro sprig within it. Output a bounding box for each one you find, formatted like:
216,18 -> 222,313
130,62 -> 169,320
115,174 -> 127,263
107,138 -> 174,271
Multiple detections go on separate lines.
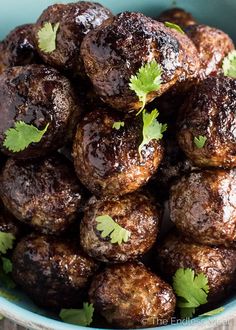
173,268 -> 209,319
112,121 -> 125,130
37,22 -> 60,53
194,135 -> 207,149
0,233 -> 15,255
222,50 -> 236,78
129,59 -> 162,112
96,215 -> 131,245
139,109 -> 167,155
3,121 -> 49,153
164,21 -> 185,34
60,303 -> 94,327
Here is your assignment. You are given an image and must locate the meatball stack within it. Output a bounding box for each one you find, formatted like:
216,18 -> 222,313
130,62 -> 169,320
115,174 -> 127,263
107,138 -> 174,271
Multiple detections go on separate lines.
156,7 -> 236,312
0,2 -> 235,329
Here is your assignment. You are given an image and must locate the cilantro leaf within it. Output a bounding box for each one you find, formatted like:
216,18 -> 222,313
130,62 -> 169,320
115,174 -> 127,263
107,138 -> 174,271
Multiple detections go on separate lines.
37,22 -> 60,53
173,268 -> 209,319
112,121 -> 125,130
222,50 -> 236,78
0,232 -> 15,254
96,215 -> 131,245
164,21 -> 185,34
60,303 -> 94,326
0,289 -> 18,302
129,60 -> 162,111
194,135 -> 207,149
3,121 -> 49,153
139,109 -> 167,155
1,257 -> 12,274
199,307 -> 224,317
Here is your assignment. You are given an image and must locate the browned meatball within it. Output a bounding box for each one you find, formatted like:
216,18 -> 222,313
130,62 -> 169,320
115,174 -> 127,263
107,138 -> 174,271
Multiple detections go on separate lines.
73,108 -> 164,197
185,24 -> 234,79
0,65 -> 81,159
0,155 -> 83,235
80,192 -> 161,263
178,76 -> 236,168
0,24 -> 40,69
169,169 -> 236,248
89,262 -> 176,328
12,234 -> 99,309
33,2 -> 112,76
157,231 -> 236,303
81,12 -> 199,112
158,8 -> 197,28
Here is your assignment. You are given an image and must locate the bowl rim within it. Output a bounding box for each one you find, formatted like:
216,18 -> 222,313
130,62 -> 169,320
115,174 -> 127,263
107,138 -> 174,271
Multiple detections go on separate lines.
0,296 -> 236,330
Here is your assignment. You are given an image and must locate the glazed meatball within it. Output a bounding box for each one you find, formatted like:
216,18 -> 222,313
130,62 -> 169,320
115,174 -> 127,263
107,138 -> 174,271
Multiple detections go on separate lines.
80,192 -> 161,263
73,108 -> 164,197
157,231 -> 236,303
81,12 -> 200,112
185,24 -> 234,79
0,24 -> 40,69
33,2 -> 112,76
158,8 -> 197,28
12,234 -> 99,309
89,262 -> 176,328
0,65 -> 80,159
178,76 -> 236,168
169,169 -> 236,248
0,155 -> 83,235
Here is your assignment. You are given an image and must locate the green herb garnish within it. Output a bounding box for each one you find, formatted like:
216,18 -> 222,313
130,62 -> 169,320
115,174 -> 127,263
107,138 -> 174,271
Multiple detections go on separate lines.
164,21 -> 185,34
129,60 -> 162,112
38,22 -> 60,53
3,121 -> 49,153
194,135 -> 207,149
173,268 -> 209,319
112,121 -> 125,130
222,50 -> 236,78
96,215 -> 131,245
60,303 -> 94,327
199,307 -> 225,317
139,109 -> 167,155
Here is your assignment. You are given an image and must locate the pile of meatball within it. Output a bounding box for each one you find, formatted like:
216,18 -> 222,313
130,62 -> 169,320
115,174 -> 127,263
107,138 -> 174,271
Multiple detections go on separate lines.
0,2 -> 236,329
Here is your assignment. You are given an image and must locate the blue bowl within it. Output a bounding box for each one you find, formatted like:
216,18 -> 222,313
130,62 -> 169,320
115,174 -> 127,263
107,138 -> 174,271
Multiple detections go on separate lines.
0,0 -> 236,329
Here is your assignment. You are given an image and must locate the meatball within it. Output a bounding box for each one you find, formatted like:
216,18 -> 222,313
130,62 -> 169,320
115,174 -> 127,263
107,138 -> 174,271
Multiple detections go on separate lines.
157,231 -> 236,303
89,262 -> 176,328
0,65 -> 80,159
0,155 -> 83,235
0,24 -> 40,69
81,12 -> 200,112
158,8 -> 197,28
185,24 -> 234,79
80,192 -> 160,263
33,2 -> 112,76
12,234 -> 99,309
177,76 -> 236,168
169,169 -> 236,247
72,107 -> 164,197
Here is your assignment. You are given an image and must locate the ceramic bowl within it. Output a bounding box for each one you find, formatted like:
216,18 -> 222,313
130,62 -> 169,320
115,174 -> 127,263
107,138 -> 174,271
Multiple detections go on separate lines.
0,0 -> 235,329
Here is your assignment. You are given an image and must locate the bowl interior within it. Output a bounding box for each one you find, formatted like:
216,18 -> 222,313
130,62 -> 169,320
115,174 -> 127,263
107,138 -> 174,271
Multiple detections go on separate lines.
0,0 -> 236,329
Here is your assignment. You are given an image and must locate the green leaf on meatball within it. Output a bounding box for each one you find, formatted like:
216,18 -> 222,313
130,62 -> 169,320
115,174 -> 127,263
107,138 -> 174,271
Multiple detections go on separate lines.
173,268 -> 209,319
129,59 -> 162,112
3,121 -> 49,153
222,50 -> 236,78
194,135 -> 207,149
60,303 -> 94,326
37,22 -> 60,53
96,215 -> 131,245
139,109 -> 167,156
0,232 -> 15,254
164,21 -> 185,34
